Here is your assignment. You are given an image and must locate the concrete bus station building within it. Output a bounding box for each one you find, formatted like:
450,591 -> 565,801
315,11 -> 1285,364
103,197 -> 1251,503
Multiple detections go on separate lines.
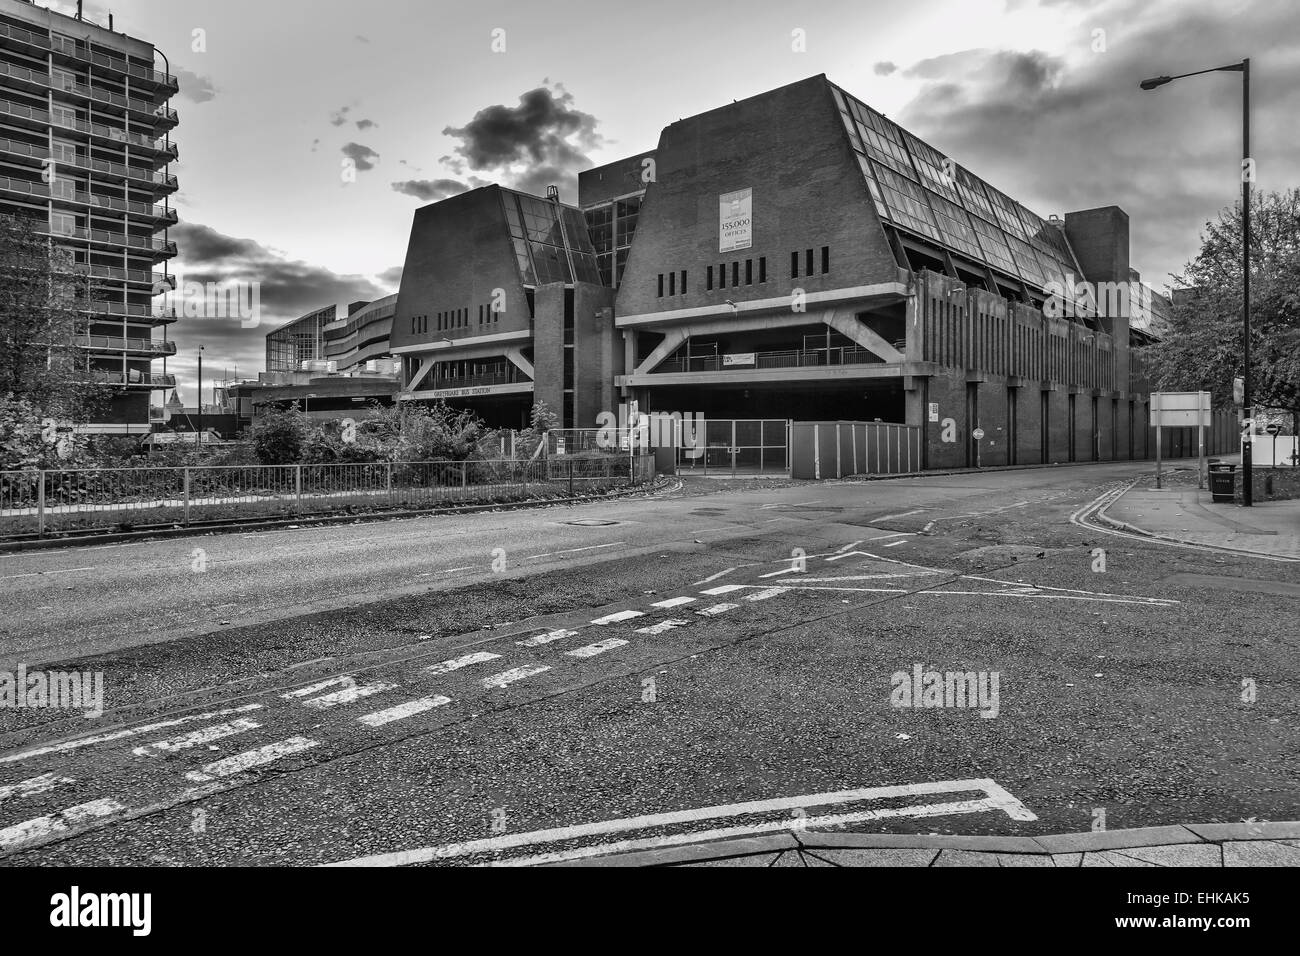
381,74 -> 1233,472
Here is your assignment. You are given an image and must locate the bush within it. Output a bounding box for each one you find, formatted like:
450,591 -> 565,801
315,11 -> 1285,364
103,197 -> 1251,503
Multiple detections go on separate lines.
250,407 -> 308,464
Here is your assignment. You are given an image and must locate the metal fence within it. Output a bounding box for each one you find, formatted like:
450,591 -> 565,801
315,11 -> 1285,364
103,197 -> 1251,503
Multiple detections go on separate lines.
789,421 -> 923,479
0,456 -> 656,539
672,420 -> 790,477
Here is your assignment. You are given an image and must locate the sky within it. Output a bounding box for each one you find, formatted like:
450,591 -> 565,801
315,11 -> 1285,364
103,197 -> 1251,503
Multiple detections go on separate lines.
43,0 -> 1300,403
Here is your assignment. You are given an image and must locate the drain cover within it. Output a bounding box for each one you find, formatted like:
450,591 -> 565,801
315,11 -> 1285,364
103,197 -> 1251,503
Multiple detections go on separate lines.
564,519 -> 620,527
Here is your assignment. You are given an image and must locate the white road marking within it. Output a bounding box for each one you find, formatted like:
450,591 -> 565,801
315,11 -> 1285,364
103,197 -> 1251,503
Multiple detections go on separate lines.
426,652 -> 502,675
0,704 -> 265,765
701,584 -> 746,596
696,603 -> 740,617
529,542 -> 625,560
634,619 -> 690,636
301,682 -> 396,709
185,736 -> 319,783
744,587 -> 788,602
358,696 -> 451,728
131,719 -> 261,756
650,596 -> 696,609
517,629 -> 579,647
884,540 -> 908,548
693,568 -> 735,586
282,677 -> 354,699
0,773 -> 73,802
591,610 -> 644,625
566,639 -> 629,658
923,522 -> 936,533
0,798 -> 124,851
759,567 -> 803,578
418,566 -> 476,577
875,510 -> 923,522
836,540 -> 865,553
326,779 -> 1035,867
0,566 -> 96,580
482,665 -> 551,689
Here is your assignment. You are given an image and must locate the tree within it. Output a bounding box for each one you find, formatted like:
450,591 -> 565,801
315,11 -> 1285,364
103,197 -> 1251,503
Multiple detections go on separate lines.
0,214 -> 103,423
1143,189 -> 1300,432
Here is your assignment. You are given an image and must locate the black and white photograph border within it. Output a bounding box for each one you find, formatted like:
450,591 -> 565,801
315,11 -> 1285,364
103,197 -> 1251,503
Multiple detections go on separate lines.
0,0 -> 1296,936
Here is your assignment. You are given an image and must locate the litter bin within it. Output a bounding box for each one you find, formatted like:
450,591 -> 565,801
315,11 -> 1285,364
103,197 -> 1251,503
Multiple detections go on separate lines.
1208,462 -> 1236,503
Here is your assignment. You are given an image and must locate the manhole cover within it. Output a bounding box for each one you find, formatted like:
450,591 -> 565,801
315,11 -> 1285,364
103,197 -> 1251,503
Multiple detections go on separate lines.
564,519 -> 620,527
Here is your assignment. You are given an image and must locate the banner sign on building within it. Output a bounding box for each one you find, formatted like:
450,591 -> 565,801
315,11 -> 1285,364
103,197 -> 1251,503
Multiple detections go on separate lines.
719,188 -> 753,253
723,353 -> 756,366
1149,391 -> 1211,428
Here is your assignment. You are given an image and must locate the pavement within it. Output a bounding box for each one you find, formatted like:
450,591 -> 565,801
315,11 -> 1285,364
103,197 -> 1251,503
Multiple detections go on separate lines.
1099,464 -> 1300,560
560,821 -> 1300,867
1,461 -> 1297,867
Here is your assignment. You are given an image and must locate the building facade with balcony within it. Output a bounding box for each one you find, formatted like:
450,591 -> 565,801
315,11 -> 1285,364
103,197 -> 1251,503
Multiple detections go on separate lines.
0,0 -> 178,434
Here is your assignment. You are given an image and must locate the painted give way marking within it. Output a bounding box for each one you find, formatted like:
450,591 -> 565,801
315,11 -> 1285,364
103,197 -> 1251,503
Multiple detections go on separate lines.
325,778 -> 1036,867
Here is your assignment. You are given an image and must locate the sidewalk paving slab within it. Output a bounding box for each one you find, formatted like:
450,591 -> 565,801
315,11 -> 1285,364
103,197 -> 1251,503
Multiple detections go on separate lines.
1108,843 -> 1222,866
799,832 -> 1045,853
1222,841 -> 1300,866
1030,825 -> 1203,854
802,847 -> 939,867
1186,821 -> 1300,841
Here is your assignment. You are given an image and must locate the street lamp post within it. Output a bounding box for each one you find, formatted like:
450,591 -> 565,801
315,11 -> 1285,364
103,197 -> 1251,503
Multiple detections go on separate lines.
196,345 -> 204,449
1140,59 -> 1252,505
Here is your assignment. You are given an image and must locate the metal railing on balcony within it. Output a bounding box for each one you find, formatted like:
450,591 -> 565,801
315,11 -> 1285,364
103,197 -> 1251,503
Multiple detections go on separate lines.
425,368 -> 524,390
0,174 -> 45,198
87,370 -> 176,388
654,346 -> 882,374
0,22 -> 49,51
83,300 -> 177,322
52,185 -> 177,221
0,138 -> 178,191
81,334 -> 176,355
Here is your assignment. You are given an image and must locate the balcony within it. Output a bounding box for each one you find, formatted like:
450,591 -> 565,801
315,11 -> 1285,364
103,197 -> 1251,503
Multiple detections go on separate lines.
426,368 -> 525,390
83,300 -> 178,324
80,334 -> 177,356
45,225 -> 177,258
52,185 -> 178,223
88,370 -> 176,388
654,346 -> 884,375
66,261 -> 170,287
79,48 -> 178,93
0,138 -> 178,194
0,22 -> 50,54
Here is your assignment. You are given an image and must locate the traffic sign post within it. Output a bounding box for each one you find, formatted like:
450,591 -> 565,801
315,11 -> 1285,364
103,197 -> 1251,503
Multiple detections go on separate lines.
1265,423 -> 1281,469
972,427 -> 985,469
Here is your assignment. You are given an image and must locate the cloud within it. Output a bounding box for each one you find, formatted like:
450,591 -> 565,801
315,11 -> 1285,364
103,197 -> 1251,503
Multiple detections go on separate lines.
341,142 -> 380,172
880,0 -> 1300,287
439,83 -> 603,201
873,61 -> 898,76
329,107 -> 351,127
174,67 -> 217,104
377,265 -> 404,288
356,119 -> 379,131
171,222 -> 384,323
390,178 -> 475,202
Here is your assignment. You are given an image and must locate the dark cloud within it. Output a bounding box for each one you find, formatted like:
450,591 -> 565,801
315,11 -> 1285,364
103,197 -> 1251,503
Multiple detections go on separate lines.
355,35 -> 370,43
873,61 -> 898,76
329,107 -> 351,127
390,178 -> 474,202
885,0 -> 1300,287
341,142 -> 380,172
377,265 -> 404,288
174,67 -> 217,104
440,84 -> 602,201
356,119 -> 379,131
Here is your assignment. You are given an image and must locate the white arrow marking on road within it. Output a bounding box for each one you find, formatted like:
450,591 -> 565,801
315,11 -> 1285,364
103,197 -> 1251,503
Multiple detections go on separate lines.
131,719 -> 262,756
301,682 -> 396,710
591,610 -> 644,625
566,639 -> 629,659
650,596 -> 696,609
0,798 -> 124,851
482,665 -> 551,689
0,773 -> 74,802
324,778 -> 1035,867
0,704 -> 265,765
635,619 -> 690,636
358,696 -> 451,728
744,587 -> 788,602
185,737 -> 319,783
426,652 -> 502,675
517,629 -> 579,647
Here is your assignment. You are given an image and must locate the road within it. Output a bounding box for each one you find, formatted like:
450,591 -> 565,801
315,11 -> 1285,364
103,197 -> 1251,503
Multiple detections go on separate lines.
1,462 -> 1296,865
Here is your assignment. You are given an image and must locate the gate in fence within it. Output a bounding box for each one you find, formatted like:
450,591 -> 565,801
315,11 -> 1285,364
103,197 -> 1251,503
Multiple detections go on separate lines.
789,421 -> 923,479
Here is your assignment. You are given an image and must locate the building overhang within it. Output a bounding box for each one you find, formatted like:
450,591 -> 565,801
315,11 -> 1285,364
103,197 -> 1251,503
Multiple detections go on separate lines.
617,361 -> 939,389
391,329 -> 531,356
615,281 -> 910,329
402,381 -> 535,401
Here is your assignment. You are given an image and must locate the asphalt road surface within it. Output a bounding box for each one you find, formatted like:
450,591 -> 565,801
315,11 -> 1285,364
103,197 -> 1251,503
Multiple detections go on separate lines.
1,462 -> 1296,865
